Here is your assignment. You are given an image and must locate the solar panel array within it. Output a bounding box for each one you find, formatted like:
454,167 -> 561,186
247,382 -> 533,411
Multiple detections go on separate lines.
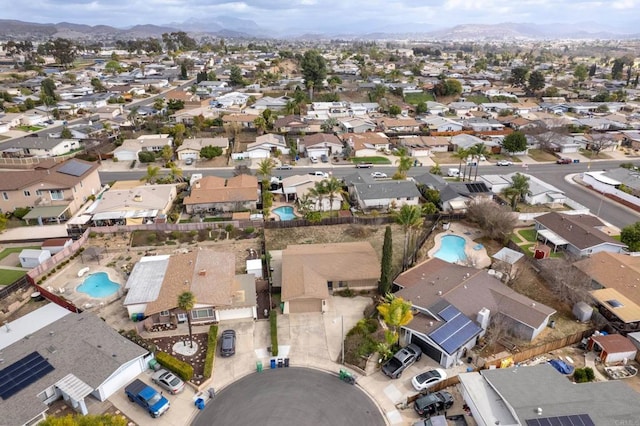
429,305 -> 482,355
465,183 -> 489,193
57,160 -> 92,177
0,352 -> 54,400
526,414 -> 595,426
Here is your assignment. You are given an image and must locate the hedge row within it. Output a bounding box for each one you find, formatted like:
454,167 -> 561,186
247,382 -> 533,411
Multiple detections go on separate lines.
155,351 -> 194,382
270,310 -> 278,357
203,325 -> 218,379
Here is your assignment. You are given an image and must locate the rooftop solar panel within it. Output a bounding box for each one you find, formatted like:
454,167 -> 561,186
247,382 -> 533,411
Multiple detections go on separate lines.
526,414 -> 595,426
439,305 -> 459,321
57,160 -> 92,177
0,351 -> 54,400
429,310 -> 482,355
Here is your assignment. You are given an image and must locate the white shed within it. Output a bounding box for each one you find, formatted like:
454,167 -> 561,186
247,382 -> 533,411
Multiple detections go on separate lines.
246,258 -> 263,278
19,249 -> 51,268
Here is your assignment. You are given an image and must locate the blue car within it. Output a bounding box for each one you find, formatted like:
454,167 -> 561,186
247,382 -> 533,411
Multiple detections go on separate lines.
548,359 -> 574,375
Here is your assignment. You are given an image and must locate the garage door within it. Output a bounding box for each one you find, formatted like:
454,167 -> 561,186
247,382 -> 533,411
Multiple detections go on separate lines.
411,334 -> 442,365
95,357 -> 145,401
115,151 -> 136,162
217,307 -> 254,321
289,299 -> 322,313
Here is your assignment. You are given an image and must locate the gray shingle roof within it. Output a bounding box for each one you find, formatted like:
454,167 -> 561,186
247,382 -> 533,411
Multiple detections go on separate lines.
352,180 -> 421,200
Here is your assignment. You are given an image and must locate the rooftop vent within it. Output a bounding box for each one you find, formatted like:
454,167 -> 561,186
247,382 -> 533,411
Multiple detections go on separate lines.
198,269 -> 207,276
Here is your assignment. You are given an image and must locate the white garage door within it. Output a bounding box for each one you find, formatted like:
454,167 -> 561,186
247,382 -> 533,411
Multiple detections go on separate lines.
115,151 -> 137,162
217,307 -> 254,321
96,357 -> 145,401
181,153 -> 197,160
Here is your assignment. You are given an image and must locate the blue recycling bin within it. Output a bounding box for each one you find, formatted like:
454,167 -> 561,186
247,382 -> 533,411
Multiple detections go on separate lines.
270,359 -> 276,369
195,398 -> 205,410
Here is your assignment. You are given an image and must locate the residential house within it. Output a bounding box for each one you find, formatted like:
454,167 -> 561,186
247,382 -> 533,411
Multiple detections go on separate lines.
463,118 -> 505,132
212,91 -> 250,109
450,133 -> 486,151
448,101 -> 478,117
0,304 -> 149,425
176,137 -> 229,161
574,252 -> 640,334
420,116 -> 463,133
440,182 -> 493,212
245,96 -> 289,113
183,174 -> 259,213
278,174 -> 325,202
280,242 -> 379,313
480,173 -> 566,207
425,101 -> 448,115
1,137 -> 81,158
345,172 -> 421,211
123,250 -> 257,322
394,258 -> 555,367
621,130 -> 640,150
345,133 -> 390,157
458,363 -> 640,426
0,159 -> 101,222
583,168 -> 640,210
241,133 -> 289,159
300,133 -> 343,158
376,117 -> 421,133
338,117 -> 376,133
534,212 -> 627,256
222,113 -> 259,129
89,181 -> 177,226
273,115 -> 310,133
399,136 -> 439,158
112,134 -> 172,162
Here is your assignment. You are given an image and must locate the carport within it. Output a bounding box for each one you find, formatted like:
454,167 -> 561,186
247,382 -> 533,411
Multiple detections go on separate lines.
536,229 -> 568,252
55,374 -> 93,415
23,205 -> 70,225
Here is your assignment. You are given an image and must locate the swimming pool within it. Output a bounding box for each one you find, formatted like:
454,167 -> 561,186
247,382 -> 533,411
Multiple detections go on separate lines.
434,235 -> 467,263
77,272 -> 120,298
273,206 -> 296,221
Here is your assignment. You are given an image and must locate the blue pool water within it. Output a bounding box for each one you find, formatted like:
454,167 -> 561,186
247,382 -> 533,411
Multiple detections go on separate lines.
273,206 -> 296,221
77,272 -> 120,298
434,235 -> 467,263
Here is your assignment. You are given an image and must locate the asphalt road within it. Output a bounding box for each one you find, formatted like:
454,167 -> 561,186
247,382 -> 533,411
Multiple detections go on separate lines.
190,368 -> 385,426
99,159 -> 640,229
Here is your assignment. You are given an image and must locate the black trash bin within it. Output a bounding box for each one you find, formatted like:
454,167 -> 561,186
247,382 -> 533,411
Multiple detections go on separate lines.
284,358 -> 290,367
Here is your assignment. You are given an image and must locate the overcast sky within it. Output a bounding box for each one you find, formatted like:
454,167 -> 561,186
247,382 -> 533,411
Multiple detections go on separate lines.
0,0 -> 636,33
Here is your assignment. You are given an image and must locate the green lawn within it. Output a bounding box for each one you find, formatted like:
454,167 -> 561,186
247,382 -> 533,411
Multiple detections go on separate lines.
352,156 -> 392,165
465,95 -> 490,104
510,234 -> 523,244
404,92 -> 435,105
17,125 -> 45,132
0,246 -> 41,261
0,269 -> 26,286
518,228 -> 537,243
528,149 -> 558,162
611,234 -> 622,241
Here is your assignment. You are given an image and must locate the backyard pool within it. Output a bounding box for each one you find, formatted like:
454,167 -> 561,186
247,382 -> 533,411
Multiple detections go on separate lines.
434,235 -> 467,263
273,206 -> 296,221
77,272 -> 120,298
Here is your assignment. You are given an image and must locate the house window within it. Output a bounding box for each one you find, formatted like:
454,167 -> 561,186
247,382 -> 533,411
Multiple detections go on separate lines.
36,190 -> 42,196
50,190 -> 63,200
160,310 -> 170,316
23,190 -> 31,197
191,308 -> 214,319
2,192 -> 8,200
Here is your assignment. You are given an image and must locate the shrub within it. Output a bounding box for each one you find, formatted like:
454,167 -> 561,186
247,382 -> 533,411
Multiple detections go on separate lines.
13,207 -> 31,219
584,367 -> 595,382
573,368 -> 587,383
155,351 -> 194,381
203,325 -> 218,379
270,310 -> 278,356
244,227 -> 255,234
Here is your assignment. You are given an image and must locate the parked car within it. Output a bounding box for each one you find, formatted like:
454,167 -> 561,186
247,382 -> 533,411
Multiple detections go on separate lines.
152,369 -> 185,395
309,171 -> 329,178
371,172 -> 388,179
310,156 -> 319,163
411,368 -> 448,391
496,160 -> 512,166
320,154 -> 329,163
447,168 -> 460,177
185,158 -> 194,165
221,329 -> 236,357
414,391 -> 454,418
412,415 -> 448,426
355,162 -> 373,168
125,379 -> 170,418
556,158 -> 572,164
276,163 -> 293,170
381,344 -> 422,379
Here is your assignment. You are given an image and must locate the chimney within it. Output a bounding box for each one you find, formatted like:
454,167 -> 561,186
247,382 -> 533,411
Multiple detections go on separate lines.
195,181 -> 201,189
198,269 -> 207,276
437,290 -> 442,296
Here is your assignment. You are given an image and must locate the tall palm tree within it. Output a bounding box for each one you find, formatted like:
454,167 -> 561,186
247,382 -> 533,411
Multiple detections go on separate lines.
394,204 -> 423,270
323,177 -> 346,212
452,148 -> 469,181
257,158 -> 275,181
127,106 -> 140,130
253,116 -> 267,135
376,294 -> 414,342
308,180 -> 328,211
502,173 -> 532,210
168,164 -> 184,182
177,291 -> 196,348
395,154 -> 413,180
140,165 -> 160,184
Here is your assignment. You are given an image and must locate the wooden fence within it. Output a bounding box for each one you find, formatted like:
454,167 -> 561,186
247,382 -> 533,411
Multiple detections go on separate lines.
264,215 -> 394,229
0,275 -> 31,299
89,220 -> 262,234
407,375 -> 462,403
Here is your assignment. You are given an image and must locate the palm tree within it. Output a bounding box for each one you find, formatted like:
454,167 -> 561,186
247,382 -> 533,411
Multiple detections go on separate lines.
127,106 -> 140,130
452,148 -> 469,181
376,294 -> 414,342
430,162 -> 442,176
140,165 -> 160,184
502,173 -> 532,210
167,164 -> 184,182
253,116 -> 267,135
321,118 -> 338,133
394,204 -> 423,270
308,180 -> 328,211
394,153 -> 413,180
323,177 -> 346,212
257,158 -> 275,181
177,291 -> 196,348
469,143 -> 487,181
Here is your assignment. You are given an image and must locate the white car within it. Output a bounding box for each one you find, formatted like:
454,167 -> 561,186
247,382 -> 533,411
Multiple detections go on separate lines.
496,160 -> 513,166
411,368 -> 448,391
371,172 -> 387,179
309,171 -> 329,178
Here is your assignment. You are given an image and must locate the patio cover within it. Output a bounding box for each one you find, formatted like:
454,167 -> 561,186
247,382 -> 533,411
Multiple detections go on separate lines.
537,229 -> 569,246
23,205 -> 70,220
92,209 -> 158,221
55,374 -> 93,401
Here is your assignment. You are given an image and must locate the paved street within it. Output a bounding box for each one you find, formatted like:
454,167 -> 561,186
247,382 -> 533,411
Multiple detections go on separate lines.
191,367 -> 386,426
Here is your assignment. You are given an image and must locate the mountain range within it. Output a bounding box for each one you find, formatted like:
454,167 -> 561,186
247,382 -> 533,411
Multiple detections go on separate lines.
0,18 -> 637,41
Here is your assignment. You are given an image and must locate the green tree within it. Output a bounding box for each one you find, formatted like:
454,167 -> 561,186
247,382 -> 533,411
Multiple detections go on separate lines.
180,62 -> 188,79
50,38 -> 77,68
394,151 -> 413,180
621,222 -> 640,252
308,180 -> 328,212
60,126 -> 72,139
429,162 -> 442,176
140,165 -> 160,183
574,64 -> 588,83
394,204 -> 423,270
323,177 -> 346,212
612,58 -> 626,80
153,98 -> 165,112
104,60 -> 122,75
379,226 -> 393,295
502,173 -> 532,210
160,145 -> 173,164
528,70 -> 545,93
0,212 -> 6,232
177,291 -> 196,348
452,148 -> 469,181
416,101 -> 428,114
166,163 -> 184,182
510,67 -> 529,87
501,131 -> 527,155
376,294 -> 414,342
39,413 -> 127,426
200,145 -> 223,159
257,158 -> 276,181
321,117 -> 338,133
253,116 -> 267,135
433,78 -> 462,97
40,77 -> 58,102
369,84 -> 387,102
90,77 -> 106,92
229,65 -> 245,86
300,49 -> 327,99
388,105 -> 401,116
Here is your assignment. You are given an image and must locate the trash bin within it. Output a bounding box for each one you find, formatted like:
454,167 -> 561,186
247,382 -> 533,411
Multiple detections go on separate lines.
195,398 -> 205,410
257,361 -> 263,372
278,358 -> 283,368
270,359 -> 276,369
149,359 -> 158,370
208,388 -> 216,399
284,358 -> 290,368
573,159 -> 580,163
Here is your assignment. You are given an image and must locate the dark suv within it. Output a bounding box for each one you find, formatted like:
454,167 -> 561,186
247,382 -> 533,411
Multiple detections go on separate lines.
221,329 -> 236,357
381,344 -> 422,379
414,391 -> 454,418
